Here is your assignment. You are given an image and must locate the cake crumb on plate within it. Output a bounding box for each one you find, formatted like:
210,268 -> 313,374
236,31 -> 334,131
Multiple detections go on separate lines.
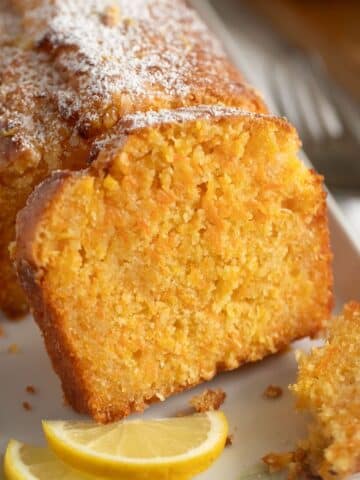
263,385 -> 283,399
25,385 -> 36,395
262,449 -> 306,479
22,401 -> 32,411
190,388 -> 226,413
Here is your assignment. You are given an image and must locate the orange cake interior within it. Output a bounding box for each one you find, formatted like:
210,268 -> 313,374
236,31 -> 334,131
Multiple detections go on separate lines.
292,302 -> 360,480
15,107 -> 333,422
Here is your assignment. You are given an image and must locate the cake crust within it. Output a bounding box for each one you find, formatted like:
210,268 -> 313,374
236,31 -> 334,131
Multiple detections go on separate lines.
15,171 -> 93,414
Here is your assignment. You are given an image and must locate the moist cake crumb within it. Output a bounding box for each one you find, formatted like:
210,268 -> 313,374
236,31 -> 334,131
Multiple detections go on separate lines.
263,385 -> 283,399
264,303 -> 360,480
291,302 -> 360,479
25,385 -> 37,394
262,452 -> 294,472
263,449 -> 308,480
190,389 -> 226,413
22,401 -> 32,411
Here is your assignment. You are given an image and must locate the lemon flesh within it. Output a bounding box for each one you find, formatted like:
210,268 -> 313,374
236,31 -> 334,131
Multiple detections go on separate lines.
42,411 -> 228,479
3,440 -> 99,480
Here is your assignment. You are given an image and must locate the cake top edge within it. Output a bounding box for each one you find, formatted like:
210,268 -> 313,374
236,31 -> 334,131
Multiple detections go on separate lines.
120,105 -> 290,129
92,105 -> 295,155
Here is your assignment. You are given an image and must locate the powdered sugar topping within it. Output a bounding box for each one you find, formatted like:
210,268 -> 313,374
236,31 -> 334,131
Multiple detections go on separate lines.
122,105 -> 261,130
1,0 -> 260,166
20,0 -> 234,125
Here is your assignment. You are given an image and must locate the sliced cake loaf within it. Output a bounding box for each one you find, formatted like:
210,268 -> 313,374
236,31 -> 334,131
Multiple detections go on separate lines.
1,0 -> 264,318
15,106 -> 333,422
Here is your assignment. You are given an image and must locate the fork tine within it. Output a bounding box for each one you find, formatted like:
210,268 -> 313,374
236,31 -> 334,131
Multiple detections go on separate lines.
291,59 -> 330,142
239,51 -> 280,114
287,58 -> 322,143
327,89 -> 360,142
266,57 -> 323,145
336,96 -> 360,142
308,56 -> 360,140
257,52 -> 359,189
270,60 -> 303,124
304,59 -> 344,139
256,59 -> 279,114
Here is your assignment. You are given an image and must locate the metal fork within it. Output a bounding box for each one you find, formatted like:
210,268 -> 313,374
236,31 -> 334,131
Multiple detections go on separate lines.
266,53 -> 360,189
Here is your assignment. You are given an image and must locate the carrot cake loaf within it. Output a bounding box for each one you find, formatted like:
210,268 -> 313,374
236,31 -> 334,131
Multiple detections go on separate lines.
0,0 -> 264,318
291,302 -> 360,480
14,106 -> 333,422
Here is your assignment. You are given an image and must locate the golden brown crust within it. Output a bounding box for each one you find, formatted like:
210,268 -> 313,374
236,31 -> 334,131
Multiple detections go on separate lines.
308,168 -> 334,322
16,171 -> 74,262
16,171 -> 92,414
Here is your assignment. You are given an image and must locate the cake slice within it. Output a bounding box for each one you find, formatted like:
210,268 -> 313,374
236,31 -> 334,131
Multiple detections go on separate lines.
291,302 -> 360,480
15,106 -> 333,422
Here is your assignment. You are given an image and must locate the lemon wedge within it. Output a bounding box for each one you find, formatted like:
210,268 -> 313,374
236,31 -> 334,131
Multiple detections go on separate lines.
42,411 -> 228,479
3,439 -> 98,479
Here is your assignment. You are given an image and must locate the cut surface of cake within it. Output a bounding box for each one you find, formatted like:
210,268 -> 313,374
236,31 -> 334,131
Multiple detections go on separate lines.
0,0 -> 265,318
15,106 -> 333,422
291,302 -> 360,480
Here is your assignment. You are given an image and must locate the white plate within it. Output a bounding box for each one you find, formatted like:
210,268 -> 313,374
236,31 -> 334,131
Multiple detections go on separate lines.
1,3 -> 360,479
